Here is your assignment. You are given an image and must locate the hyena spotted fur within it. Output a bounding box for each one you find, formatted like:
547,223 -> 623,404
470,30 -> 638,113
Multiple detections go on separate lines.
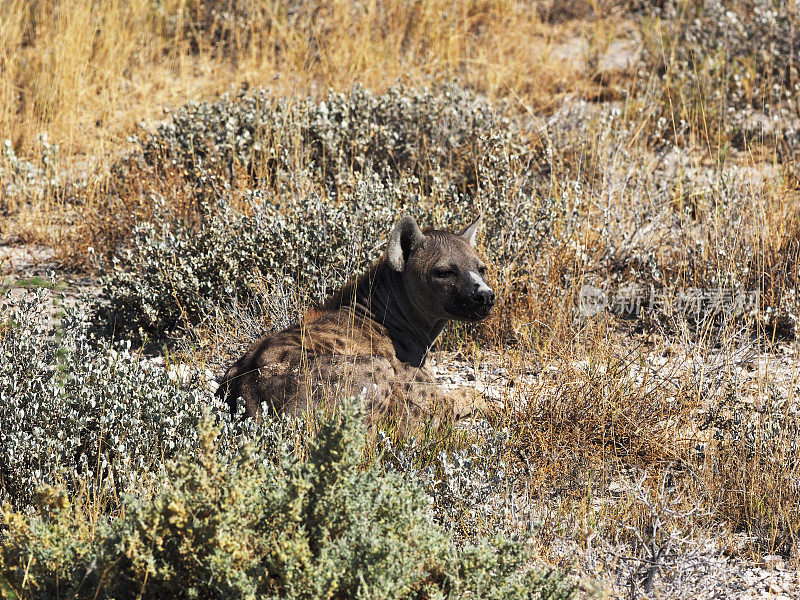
217,214 -> 496,430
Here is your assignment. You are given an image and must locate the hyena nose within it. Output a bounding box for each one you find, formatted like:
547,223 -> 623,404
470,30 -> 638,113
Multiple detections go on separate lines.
472,287 -> 495,306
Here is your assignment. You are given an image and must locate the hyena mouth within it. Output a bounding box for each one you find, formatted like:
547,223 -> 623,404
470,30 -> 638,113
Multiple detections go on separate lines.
448,301 -> 495,322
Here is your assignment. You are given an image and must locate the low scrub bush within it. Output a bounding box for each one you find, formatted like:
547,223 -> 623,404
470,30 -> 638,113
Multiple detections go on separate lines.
87,84 -> 528,268
0,402 -> 575,600
0,288 -> 224,506
378,426 -> 537,543
94,175 -> 399,341
641,0 -> 800,151
94,170 -> 569,342
139,84 -> 523,194
95,84 -> 569,342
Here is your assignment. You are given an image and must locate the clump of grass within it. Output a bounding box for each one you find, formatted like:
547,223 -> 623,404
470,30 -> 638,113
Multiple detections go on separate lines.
700,381 -> 800,554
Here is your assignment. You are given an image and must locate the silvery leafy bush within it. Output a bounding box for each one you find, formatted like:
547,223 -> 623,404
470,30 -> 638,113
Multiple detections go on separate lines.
99,84 -> 570,341
378,426 -> 540,543
96,164 -> 569,342
95,173 -> 403,341
0,402 -> 575,600
677,0 -> 799,108
0,288 -> 269,507
140,83 -> 527,194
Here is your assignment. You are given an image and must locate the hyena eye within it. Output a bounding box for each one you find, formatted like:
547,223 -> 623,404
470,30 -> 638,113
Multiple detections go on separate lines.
478,265 -> 487,276
432,267 -> 455,279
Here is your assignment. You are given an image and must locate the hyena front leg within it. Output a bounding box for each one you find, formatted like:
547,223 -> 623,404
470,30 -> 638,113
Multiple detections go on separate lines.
440,385 -> 490,419
391,363 -> 489,423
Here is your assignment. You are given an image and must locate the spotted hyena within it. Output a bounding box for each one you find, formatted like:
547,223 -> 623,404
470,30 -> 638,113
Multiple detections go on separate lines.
216,214 -> 495,430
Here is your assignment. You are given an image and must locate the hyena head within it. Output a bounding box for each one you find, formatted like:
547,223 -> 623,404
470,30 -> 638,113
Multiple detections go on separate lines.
386,214 -> 495,323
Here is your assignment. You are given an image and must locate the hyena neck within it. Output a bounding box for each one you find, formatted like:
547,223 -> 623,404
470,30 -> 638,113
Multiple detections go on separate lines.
321,262 -> 446,367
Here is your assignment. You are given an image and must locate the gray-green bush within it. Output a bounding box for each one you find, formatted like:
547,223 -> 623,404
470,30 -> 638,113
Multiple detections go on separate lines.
0,403 -> 575,600
98,84 -> 569,341
140,84 -> 527,193
0,288 -> 216,505
95,174 -> 401,340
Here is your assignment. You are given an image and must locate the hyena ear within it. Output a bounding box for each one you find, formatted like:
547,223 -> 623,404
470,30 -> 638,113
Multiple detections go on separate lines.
387,214 -> 425,271
459,213 -> 483,247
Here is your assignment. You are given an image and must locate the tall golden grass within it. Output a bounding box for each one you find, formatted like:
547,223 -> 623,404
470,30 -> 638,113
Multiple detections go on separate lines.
0,0 -> 619,159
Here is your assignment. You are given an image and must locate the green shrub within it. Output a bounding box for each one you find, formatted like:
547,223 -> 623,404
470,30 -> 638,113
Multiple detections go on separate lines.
0,404 -> 575,600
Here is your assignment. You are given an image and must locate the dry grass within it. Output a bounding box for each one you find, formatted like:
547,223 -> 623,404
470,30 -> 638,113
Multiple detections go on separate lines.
0,0 -> 625,159
1,0 -> 637,247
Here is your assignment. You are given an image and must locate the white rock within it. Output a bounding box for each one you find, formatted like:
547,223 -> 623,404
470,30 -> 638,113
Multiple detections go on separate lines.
761,554 -> 784,569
